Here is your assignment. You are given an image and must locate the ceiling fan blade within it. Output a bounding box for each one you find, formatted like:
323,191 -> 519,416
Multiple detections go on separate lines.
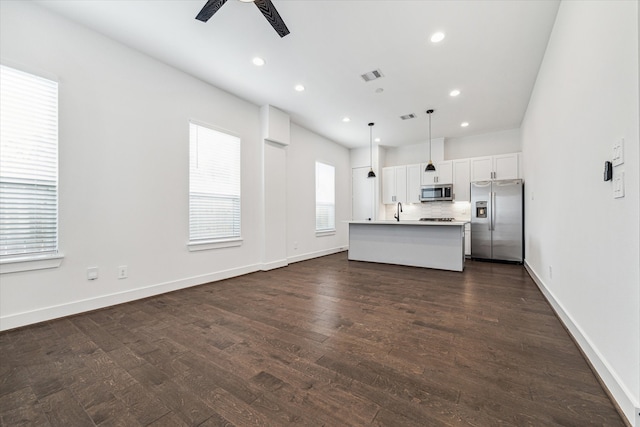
195,0 -> 228,22
253,0 -> 290,38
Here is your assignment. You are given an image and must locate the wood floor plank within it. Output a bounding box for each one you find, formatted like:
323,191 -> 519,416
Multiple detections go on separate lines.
39,389 -> 93,426
0,253 -> 626,426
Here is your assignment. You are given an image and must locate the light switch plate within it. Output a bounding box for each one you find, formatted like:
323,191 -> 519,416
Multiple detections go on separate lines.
612,138 -> 624,166
613,171 -> 624,199
87,267 -> 98,280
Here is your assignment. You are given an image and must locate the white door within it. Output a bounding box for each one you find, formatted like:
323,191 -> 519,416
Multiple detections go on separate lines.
352,167 -> 375,220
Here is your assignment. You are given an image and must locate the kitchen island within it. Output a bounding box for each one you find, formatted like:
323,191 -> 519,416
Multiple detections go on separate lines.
348,220 -> 467,271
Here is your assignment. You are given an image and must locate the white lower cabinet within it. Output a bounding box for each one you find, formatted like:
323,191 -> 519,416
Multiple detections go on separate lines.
382,166 -> 407,204
465,223 -> 471,256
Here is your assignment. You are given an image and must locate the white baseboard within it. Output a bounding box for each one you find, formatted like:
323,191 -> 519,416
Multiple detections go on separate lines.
287,246 -> 348,264
0,263 -> 260,332
260,259 -> 288,271
524,260 -> 638,427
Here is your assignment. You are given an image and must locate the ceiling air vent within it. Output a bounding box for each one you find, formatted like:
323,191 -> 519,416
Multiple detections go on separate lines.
361,69 -> 384,82
400,114 -> 416,120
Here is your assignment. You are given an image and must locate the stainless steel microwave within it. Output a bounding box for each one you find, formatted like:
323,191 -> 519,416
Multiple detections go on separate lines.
420,184 -> 453,202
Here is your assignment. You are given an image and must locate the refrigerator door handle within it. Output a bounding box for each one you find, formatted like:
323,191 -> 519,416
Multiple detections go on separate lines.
491,191 -> 496,231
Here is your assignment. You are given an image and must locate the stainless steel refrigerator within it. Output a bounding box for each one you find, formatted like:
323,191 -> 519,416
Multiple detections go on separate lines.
471,179 -> 523,263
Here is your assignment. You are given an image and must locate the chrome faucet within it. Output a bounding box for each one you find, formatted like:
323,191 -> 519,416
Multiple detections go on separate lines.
394,202 -> 403,222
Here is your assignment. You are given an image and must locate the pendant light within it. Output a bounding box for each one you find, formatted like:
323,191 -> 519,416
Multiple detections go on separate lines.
425,109 -> 436,172
367,122 -> 376,178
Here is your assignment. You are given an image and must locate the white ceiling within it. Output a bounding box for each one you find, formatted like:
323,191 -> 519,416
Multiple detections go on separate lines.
34,0 -> 560,149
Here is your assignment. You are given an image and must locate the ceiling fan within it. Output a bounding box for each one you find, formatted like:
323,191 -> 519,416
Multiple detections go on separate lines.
195,0 -> 290,38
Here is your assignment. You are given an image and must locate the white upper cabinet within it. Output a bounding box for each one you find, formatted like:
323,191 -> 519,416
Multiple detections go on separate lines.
406,164 -> 422,204
470,156 -> 493,181
470,153 -> 519,181
452,159 -> 471,202
421,161 -> 453,185
382,166 -> 407,204
493,153 -> 519,180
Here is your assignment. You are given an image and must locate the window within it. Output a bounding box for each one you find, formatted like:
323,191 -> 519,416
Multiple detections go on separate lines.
0,65 -> 59,261
315,161 -> 335,233
189,122 -> 241,248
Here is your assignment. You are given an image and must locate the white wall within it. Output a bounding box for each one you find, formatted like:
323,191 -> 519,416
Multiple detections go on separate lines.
521,1 -> 639,424
445,128 -> 521,160
286,124 -> 350,263
384,137 -> 445,166
383,130 -> 520,167
0,1 -> 349,330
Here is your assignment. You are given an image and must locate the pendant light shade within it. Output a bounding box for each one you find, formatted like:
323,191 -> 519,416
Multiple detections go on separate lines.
367,122 -> 376,178
425,109 -> 436,172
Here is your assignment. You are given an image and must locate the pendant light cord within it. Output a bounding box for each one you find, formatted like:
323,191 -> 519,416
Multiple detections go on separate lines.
367,122 -> 376,178
370,125 -> 373,167
429,111 -> 432,160
425,109 -> 436,172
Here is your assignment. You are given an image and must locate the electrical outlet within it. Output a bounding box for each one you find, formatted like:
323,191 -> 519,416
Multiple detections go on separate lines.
612,137 -> 624,166
613,171 -> 624,199
87,267 -> 98,281
549,265 -> 552,280
117,265 -> 128,279
293,241 -> 298,250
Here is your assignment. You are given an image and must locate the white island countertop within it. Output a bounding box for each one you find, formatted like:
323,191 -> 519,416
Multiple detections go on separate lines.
348,220 -> 468,226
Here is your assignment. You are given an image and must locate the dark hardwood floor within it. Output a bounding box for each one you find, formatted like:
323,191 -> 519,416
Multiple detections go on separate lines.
0,253 -> 624,426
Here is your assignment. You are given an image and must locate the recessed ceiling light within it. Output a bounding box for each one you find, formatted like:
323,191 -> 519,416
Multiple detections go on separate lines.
430,32 -> 445,43
252,57 -> 265,66
294,84 -> 305,92
342,117 -> 351,123
450,89 -> 460,97
461,122 -> 469,127
374,138 -> 381,143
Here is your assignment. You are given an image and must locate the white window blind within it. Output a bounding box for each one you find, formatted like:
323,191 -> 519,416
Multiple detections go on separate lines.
315,161 -> 335,232
0,65 -> 59,259
189,122 -> 241,243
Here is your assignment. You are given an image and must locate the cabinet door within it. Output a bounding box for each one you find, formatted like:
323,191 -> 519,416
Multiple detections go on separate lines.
493,153 -> 519,180
395,166 -> 407,203
421,163 -> 437,185
383,166 -> 408,204
406,164 -> 421,204
464,223 -> 471,256
452,159 -> 470,201
436,161 -> 453,184
382,167 -> 396,204
470,156 -> 493,181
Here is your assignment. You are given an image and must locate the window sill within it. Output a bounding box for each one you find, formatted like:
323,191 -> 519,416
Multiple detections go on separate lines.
0,253 -> 64,274
188,238 -> 243,252
315,230 -> 336,237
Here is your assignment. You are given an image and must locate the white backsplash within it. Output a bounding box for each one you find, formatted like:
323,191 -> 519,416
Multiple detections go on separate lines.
384,201 -> 471,221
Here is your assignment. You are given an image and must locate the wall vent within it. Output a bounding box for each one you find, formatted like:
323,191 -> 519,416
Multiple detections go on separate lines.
361,69 -> 384,82
400,114 -> 416,120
